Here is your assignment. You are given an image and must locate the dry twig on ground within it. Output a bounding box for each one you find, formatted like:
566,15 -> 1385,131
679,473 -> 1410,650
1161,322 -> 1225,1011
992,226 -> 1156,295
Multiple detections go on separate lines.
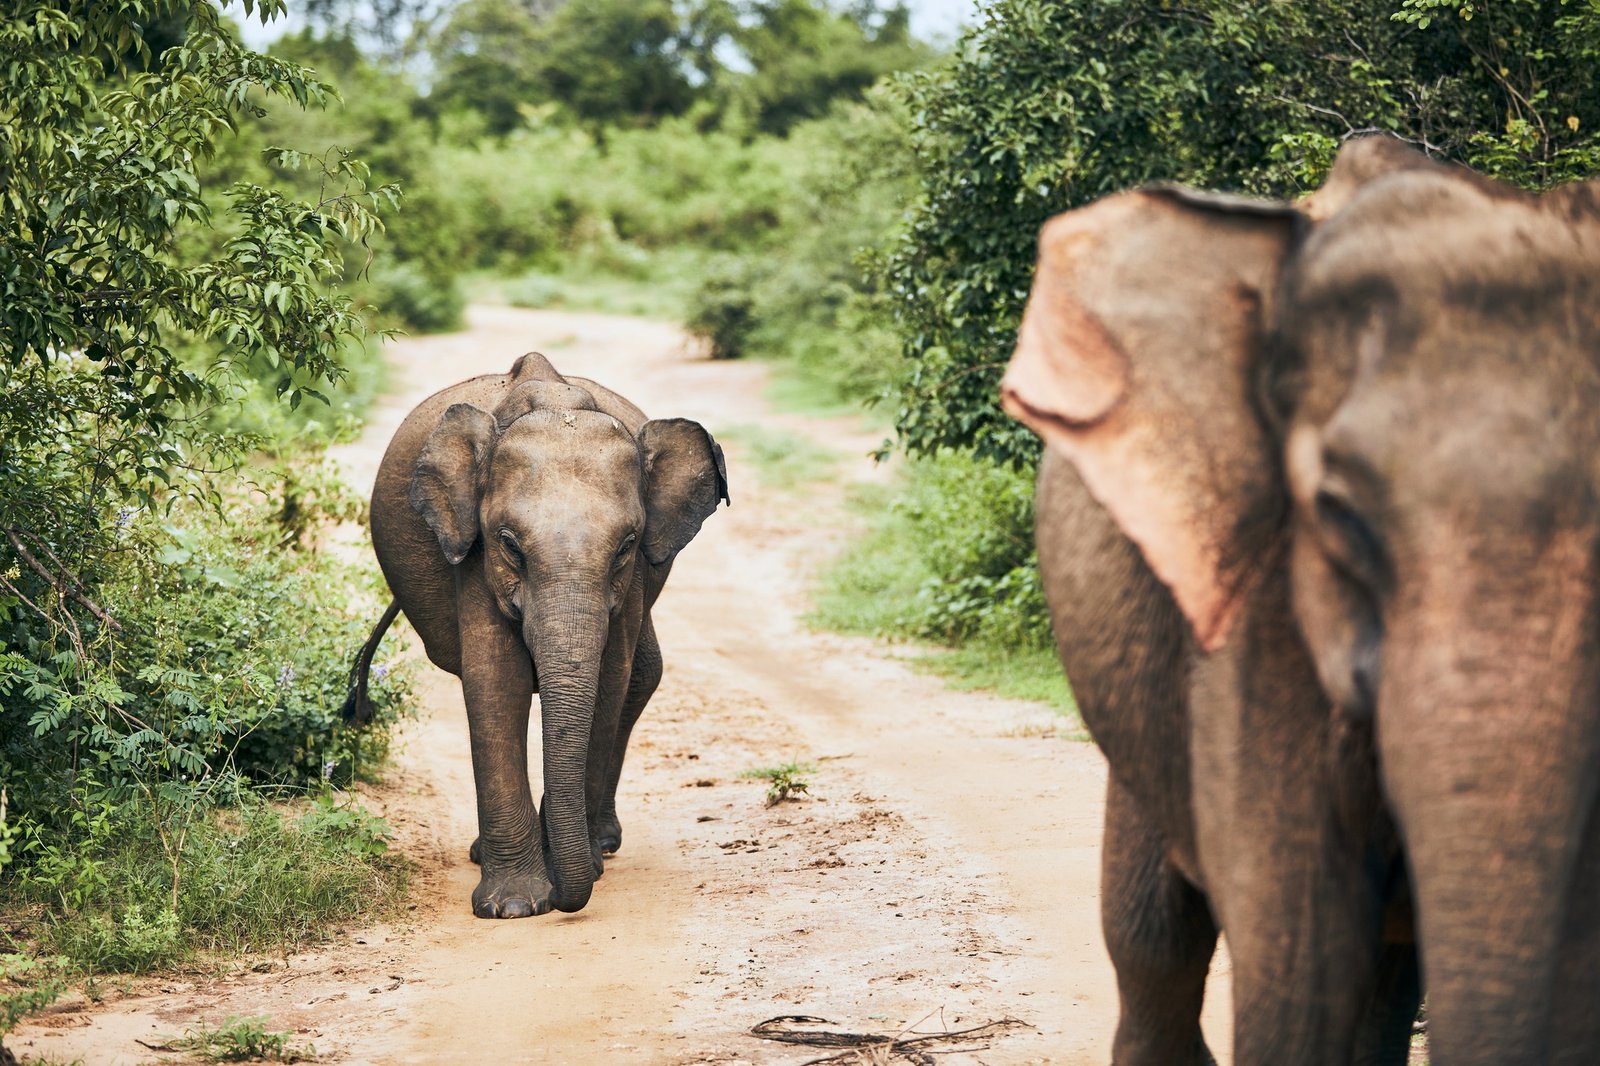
751,1014 -> 1032,1065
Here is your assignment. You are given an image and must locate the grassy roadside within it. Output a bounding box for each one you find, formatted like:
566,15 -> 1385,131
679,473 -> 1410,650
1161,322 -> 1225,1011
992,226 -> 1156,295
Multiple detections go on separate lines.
711,424 -> 842,492
463,247 -> 707,323
1,407 -> 414,1052
700,367 -> 1077,721
808,475 -> 1078,718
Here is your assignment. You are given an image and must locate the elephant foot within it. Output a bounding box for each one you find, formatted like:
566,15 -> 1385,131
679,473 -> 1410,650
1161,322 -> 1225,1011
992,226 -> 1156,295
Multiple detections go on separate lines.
471,864 -> 554,919
592,810 -> 622,856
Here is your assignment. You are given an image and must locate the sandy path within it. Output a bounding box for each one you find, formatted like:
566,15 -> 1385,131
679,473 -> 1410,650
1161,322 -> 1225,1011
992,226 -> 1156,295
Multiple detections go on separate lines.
13,307 -> 1230,1065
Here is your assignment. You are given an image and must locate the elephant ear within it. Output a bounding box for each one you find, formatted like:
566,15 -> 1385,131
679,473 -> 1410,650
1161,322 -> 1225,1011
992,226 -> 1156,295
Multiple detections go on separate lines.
638,418 -> 729,565
409,403 -> 496,566
1000,187 -> 1301,653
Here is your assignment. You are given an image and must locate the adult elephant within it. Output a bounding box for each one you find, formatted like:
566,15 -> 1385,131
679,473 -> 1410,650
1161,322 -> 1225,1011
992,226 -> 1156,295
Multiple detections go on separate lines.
344,353 -> 728,918
1002,136 -> 1600,1064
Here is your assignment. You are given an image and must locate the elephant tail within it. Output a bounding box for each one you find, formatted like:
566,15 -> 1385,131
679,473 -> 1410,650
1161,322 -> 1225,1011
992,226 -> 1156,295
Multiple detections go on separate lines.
341,599 -> 402,726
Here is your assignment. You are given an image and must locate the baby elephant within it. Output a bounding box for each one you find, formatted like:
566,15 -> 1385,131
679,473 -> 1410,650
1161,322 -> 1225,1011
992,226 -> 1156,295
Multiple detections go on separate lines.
345,353 -> 728,918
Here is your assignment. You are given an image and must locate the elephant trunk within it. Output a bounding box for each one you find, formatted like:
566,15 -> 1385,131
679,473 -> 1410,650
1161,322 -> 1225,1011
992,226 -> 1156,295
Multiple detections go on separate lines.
1379,574 -> 1600,1064
525,585 -> 610,914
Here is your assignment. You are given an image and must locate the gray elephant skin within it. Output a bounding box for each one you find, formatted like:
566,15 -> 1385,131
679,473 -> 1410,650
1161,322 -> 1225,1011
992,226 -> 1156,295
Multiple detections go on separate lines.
345,353 -> 727,919
1002,137 -> 1600,1064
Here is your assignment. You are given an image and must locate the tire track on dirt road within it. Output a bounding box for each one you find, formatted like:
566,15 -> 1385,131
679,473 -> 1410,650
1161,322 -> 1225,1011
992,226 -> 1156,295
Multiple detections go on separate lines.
11,306 -> 1230,1065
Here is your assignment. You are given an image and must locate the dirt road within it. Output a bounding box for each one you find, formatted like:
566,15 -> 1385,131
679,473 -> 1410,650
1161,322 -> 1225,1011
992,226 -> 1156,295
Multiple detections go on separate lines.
14,307 -> 1231,1064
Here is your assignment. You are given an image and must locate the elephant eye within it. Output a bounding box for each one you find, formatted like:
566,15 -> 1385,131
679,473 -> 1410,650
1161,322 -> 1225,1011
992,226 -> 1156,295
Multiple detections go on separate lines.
1314,489 -> 1387,592
499,531 -> 525,568
613,532 -> 637,565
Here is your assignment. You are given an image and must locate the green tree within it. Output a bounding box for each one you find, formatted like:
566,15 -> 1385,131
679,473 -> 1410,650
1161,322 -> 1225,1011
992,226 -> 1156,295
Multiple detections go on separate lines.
727,1 -> 928,135
1395,0 -> 1600,184
425,0 -> 550,135
528,0 -> 698,128
258,30 -> 466,329
1,0 -> 389,558
0,0 -> 395,863
298,0 -> 452,62
885,0 -> 1600,469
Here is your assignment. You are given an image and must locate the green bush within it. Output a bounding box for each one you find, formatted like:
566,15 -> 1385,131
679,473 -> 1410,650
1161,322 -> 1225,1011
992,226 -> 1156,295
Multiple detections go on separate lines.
0,479 -> 412,983
812,450 -> 1047,649
39,794 -> 406,972
0,954 -> 65,1040
685,257 -> 758,360
421,116 -> 798,272
731,95 -> 913,409
355,258 -> 466,334
1,493 -> 409,826
109,507 -> 410,791
810,453 -> 1070,711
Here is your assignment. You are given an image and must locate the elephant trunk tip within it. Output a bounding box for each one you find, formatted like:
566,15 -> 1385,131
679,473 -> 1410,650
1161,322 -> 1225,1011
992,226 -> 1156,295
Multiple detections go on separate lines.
548,878 -> 593,914
541,830 -> 596,914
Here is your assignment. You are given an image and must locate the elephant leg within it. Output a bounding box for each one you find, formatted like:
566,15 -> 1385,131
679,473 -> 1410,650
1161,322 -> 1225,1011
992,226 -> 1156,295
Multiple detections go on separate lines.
1102,776 -> 1218,1066
1350,940 -> 1422,1066
589,618 -> 661,858
458,584 -> 553,919
1551,795 -> 1600,1063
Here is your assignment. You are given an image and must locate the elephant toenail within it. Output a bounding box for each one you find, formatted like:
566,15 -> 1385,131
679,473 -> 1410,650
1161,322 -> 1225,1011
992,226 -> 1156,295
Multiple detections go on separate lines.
500,897 -> 533,919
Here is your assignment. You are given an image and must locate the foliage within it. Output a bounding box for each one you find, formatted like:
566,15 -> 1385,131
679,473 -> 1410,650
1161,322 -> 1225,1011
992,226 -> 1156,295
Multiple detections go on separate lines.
884,0 -> 1600,468
721,92 -> 913,410
422,0 -> 929,137
719,1 -> 930,136
0,3 -> 411,1018
809,458 -> 1075,712
514,0 -> 697,129
740,761 -> 815,806
420,115 -> 793,270
686,258 -> 758,359
0,954 -> 66,1038
424,0 -> 549,135
359,259 -> 465,333
1393,0 -> 1600,183
2,498 -> 410,976
1,2 -> 393,533
811,451 -> 1047,648
235,31 -> 464,332
298,0 -> 451,62
173,1014 -> 317,1062
711,425 -> 839,492
670,91 -> 914,410
33,794 -> 405,973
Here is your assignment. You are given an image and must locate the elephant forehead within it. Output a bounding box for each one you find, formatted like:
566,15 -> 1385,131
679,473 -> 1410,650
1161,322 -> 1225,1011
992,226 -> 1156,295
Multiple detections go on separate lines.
1289,168 -> 1598,328
493,410 -> 640,476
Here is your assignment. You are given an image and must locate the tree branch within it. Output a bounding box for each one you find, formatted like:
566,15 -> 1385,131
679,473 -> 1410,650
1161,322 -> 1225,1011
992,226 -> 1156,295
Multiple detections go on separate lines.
4,527 -> 122,631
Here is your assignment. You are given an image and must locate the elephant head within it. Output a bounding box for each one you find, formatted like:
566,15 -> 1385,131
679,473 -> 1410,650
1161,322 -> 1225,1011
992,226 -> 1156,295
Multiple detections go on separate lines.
1003,137 -> 1600,1061
407,384 -> 727,912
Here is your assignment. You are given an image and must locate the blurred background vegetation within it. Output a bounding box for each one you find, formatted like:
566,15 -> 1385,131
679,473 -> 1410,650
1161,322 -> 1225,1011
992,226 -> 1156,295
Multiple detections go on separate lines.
4,0 -> 1598,1035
